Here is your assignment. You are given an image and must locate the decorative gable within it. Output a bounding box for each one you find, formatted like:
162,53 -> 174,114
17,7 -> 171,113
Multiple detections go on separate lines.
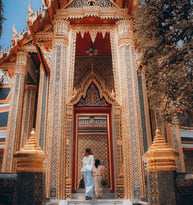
75,83 -> 111,107
66,0 -> 117,8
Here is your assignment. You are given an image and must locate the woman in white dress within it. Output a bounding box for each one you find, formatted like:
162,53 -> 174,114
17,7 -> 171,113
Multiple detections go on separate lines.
81,148 -> 95,200
93,159 -> 105,199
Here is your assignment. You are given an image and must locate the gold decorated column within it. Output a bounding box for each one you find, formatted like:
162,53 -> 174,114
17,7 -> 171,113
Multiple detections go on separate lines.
166,121 -> 185,173
115,20 -> 145,199
140,70 -> 152,148
46,19 -> 70,199
20,85 -> 37,148
35,63 -> 49,148
2,52 -> 28,172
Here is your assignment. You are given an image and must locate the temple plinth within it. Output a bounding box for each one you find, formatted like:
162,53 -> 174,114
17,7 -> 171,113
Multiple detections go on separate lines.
143,129 -> 179,171
14,129 -> 46,172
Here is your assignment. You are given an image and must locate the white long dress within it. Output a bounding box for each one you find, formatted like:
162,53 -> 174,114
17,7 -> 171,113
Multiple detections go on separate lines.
81,155 -> 95,197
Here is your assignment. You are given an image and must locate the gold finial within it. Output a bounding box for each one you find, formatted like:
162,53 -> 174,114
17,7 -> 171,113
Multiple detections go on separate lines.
143,128 -> 179,172
20,128 -> 42,151
155,128 -> 161,136
14,129 -> 45,172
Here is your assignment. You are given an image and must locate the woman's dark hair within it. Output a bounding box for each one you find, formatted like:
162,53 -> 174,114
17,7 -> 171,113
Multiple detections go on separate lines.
85,148 -> 92,155
95,159 -> 100,168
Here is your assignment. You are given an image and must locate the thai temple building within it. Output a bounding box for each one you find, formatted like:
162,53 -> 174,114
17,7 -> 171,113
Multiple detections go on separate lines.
0,0 -> 192,204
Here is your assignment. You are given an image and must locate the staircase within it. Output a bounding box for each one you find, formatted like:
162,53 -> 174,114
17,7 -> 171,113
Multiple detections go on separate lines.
46,199 -> 148,205
72,188 -> 115,200
46,189 -> 148,205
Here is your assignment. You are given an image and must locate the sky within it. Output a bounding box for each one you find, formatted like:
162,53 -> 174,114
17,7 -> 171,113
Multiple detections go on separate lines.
0,0 -> 43,50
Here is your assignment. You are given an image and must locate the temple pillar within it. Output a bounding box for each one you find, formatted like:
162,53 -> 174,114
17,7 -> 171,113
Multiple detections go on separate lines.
65,103 -> 73,198
66,30 -> 76,102
46,20 -> 69,199
166,121 -> 185,172
115,20 -> 145,199
14,129 -> 46,205
20,85 -> 37,147
140,70 -> 152,149
143,129 -> 178,205
154,111 -> 185,173
113,103 -> 125,198
2,52 -> 28,172
35,64 -> 49,148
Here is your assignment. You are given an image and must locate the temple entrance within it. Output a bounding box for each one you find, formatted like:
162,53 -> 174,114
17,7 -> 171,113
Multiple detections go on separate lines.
71,81 -> 115,193
72,107 -> 114,193
76,114 -> 110,190
71,18 -> 116,194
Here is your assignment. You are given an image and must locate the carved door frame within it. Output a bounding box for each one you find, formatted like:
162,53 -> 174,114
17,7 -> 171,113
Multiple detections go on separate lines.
65,73 -> 124,198
72,106 -> 115,193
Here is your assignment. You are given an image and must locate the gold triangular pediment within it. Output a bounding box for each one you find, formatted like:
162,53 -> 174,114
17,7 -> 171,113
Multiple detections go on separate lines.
71,72 -> 115,105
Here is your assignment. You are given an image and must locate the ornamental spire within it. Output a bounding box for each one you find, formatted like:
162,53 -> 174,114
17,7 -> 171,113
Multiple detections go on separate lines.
143,129 -> 179,171
14,129 -> 46,172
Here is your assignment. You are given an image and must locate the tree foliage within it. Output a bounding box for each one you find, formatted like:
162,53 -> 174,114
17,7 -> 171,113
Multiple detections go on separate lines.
133,0 -> 193,125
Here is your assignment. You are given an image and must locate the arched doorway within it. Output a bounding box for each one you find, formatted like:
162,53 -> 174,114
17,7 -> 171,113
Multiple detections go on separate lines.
66,72 -> 124,198
72,82 -> 115,193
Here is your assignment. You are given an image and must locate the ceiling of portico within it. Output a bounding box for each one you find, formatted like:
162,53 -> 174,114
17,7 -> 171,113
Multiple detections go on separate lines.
76,31 -> 111,56
72,16 -> 113,56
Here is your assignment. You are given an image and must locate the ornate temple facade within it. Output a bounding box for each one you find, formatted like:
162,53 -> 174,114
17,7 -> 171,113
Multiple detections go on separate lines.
0,0 -> 192,202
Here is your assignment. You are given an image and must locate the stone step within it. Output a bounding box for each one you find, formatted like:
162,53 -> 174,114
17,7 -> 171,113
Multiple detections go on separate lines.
47,199 -> 132,205
72,193 -> 115,200
76,188 -> 112,193
46,199 -> 148,205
